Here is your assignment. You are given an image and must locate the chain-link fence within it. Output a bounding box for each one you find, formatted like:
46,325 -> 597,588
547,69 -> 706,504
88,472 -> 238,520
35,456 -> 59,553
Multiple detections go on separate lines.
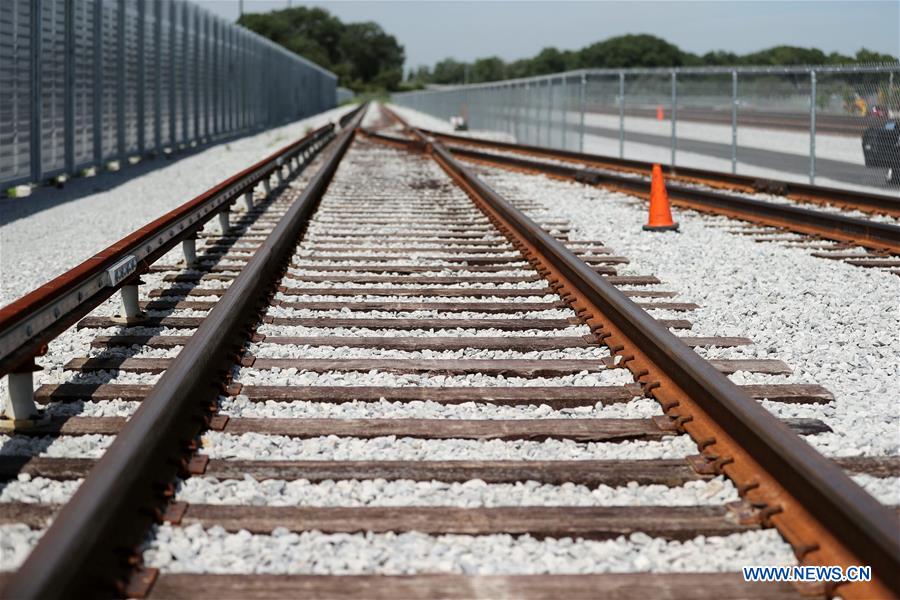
394,64 -> 900,193
336,87 -> 354,104
0,0 -> 338,189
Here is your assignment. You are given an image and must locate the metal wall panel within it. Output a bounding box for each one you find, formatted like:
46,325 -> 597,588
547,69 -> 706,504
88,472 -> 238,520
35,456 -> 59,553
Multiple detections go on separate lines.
157,0 -> 171,147
199,10 -> 209,138
0,0 -> 34,185
170,0 -> 183,144
122,0 -> 139,154
99,0 -> 117,160
39,0 -> 66,175
72,0 -> 96,169
0,0 -> 338,188
141,0 -> 156,152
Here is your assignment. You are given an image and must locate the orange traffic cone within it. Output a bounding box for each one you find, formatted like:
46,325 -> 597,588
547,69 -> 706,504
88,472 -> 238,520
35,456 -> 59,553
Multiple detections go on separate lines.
656,105 -> 665,120
643,164 -> 679,231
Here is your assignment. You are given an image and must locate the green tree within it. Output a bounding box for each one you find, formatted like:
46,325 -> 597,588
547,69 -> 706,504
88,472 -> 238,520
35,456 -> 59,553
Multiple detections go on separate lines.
505,59 -> 532,79
855,48 -> 899,64
406,65 -> 432,84
530,47 -> 567,75
739,45 -> 828,66
238,7 -> 405,93
471,57 -> 506,83
338,22 -> 405,87
699,50 -> 739,66
577,34 -> 684,68
239,7 -> 342,67
431,58 -> 467,84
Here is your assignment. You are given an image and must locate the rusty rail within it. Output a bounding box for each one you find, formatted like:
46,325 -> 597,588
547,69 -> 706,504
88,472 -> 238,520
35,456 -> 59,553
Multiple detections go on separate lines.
373,112 -> 900,598
417,127 -> 900,218
1,103 -> 367,599
440,141 -> 900,253
368,115 -> 900,254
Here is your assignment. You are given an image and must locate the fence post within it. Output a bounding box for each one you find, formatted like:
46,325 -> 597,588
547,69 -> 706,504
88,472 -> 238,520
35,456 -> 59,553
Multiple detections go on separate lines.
506,85 -> 512,138
546,78 -> 553,147
518,86 -> 523,142
501,84 -> 507,134
137,0 -> 145,155
520,81 -> 527,142
670,70 -> 677,168
561,76 -> 567,150
534,82 -> 540,146
93,0 -> 102,167
579,73 -> 586,153
492,86 -> 498,131
618,71 -> 625,158
64,0 -> 75,175
731,69 -> 737,174
809,70 -> 816,184
30,0 -> 43,183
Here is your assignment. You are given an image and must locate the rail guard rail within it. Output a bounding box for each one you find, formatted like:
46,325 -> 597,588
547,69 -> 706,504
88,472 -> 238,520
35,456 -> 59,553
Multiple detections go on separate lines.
1,102 -> 368,598
0,121 -> 338,379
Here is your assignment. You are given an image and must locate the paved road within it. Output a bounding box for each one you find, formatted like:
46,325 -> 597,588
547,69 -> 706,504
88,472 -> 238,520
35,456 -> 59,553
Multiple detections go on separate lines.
586,107 -> 879,136
519,119 -> 894,190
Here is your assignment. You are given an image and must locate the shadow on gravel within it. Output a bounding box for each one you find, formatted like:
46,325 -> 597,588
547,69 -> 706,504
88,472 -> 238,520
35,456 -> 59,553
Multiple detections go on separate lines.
0,126 -> 276,227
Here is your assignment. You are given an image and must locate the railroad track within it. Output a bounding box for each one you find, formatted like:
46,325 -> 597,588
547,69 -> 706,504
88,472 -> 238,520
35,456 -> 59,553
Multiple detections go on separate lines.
370,115 -> 900,276
0,103 -> 897,598
407,124 -> 900,218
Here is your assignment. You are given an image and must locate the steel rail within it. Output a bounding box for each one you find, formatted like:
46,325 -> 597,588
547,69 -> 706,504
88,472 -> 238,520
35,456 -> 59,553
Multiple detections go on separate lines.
0,122 -> 338,378
376,118 -> 900,597
1,103 -> 368,599
417,127 -> 900,218
442,143 -> 900,253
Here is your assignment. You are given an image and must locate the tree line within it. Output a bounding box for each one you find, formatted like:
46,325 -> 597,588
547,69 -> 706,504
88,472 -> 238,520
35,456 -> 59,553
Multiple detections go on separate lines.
406,34 -> 897,87
237,7 -> 896,93
238,6 -> 405,93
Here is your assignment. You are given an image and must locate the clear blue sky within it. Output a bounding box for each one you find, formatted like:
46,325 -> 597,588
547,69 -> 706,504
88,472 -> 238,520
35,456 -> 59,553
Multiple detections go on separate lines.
198,0 -> 900,70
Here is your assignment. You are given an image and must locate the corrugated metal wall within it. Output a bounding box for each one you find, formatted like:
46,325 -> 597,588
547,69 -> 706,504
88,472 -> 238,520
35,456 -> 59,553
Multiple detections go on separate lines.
0,0 -> 34,184
0,0 -> 337,188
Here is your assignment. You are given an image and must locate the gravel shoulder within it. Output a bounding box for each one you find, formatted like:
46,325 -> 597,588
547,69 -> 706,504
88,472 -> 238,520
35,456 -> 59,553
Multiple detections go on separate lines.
0,106 -> 355,307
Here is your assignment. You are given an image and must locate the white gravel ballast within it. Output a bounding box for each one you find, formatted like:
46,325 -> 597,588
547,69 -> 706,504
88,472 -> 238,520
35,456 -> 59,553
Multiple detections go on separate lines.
126,136 -> 815,579
11,112 -> 880,585
0,120 -> 345,573
468,163 -> 900,459
141,527 -> 796,576
0,106 -> 355,306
